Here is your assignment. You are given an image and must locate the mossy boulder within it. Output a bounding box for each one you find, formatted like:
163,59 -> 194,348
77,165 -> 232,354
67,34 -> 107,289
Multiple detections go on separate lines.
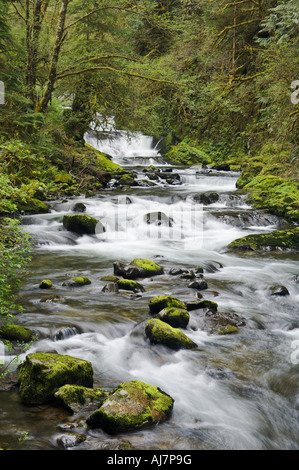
114,259 -> 164,279
18,353 -> 94,405
55,384 -> 110,414
195,309 -> 245,335
62,276 -> 92,287
194,192 -> 219,205
149,295 -> 186,314
63,214 -> 98,235
145,319 -> 197,350
17,198 -> 49,214
39,279 -> 53,289
0,324 -> 35,342
227,228 -> 299,251
157,307 -> 190,329
86,380 -> 174,434
116,279 -> 145,293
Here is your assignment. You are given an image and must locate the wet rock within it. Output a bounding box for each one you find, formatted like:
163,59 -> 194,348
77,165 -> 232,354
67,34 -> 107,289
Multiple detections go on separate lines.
194,192 -> 219,205
40,295 -> 66,303
101,275 -> 119,282
168,267 -> 189,276
57,432 -> 86,449
270,285 -> 290,296
102,282 -> 119,293
145,318 -> 197,350
53,326 -> 80,341
86,380 -> 174,434
63,214 -> 98,235
116,279 -> 145,293
157,307 -> 190,329
144,211 -> 173,227
113,259 -> 164,279
18,353 -> 93,405
185,300 -> 218,311
194,310 -> 245,335
188,280 -> 208,290
73,202 -> 86,212
149,295 -> 186,314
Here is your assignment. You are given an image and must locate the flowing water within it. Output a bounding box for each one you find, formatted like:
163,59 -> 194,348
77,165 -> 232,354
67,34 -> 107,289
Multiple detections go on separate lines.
1,130 -> 299,451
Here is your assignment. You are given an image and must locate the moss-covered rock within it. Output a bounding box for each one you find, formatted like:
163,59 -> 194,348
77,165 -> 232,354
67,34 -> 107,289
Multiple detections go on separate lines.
39,279 -> 53,289
116,279 -> 145,293
63,214 -> 98,235
55,384 -> 110,414
86,380 -> 174,434
18,353 -> 94,405
165,141 -> 211,166
237,175 -> 299,222
113,259 -> 164,279
17,198 -> 49,214
157,307 -> 190,329
145,319 -> 197,350
227,228 -> 299,251
62,276 -> 91,287
149,295 -> 186,314
0,324 -> 35,342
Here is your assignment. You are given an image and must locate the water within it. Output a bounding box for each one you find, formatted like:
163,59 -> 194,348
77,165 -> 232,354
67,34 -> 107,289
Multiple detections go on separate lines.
1,128 -> 299,451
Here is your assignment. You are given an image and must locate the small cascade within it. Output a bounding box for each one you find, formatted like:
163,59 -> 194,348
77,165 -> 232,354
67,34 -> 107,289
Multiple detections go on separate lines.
84,117 -> 163,166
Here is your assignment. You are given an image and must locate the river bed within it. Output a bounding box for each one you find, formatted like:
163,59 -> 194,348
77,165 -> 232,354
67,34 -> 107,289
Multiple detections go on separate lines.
0,134 -> 298,451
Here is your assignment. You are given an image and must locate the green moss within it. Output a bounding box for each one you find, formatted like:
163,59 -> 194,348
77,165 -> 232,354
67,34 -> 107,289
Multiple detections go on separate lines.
145,318 -> 197,350
131,259 -> 163,275
165,141 -> 211,166
217,325 -> 239,335
241,175 -> 299,222
100,275 -> 119,282
116,279 -> 145,293
39,279 -> 53,289
149,295 -> 186,313
0,324 -> 34,342
86,380 -> 173,434
227,227 -> 299,251
157,307 -> 190,329
54,173 -> 75,185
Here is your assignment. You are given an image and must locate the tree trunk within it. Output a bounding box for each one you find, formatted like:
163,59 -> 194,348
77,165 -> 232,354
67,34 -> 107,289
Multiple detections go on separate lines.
36,0 -> 69,113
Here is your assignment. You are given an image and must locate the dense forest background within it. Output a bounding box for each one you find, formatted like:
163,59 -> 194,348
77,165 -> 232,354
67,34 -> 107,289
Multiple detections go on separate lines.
0,0 -> 298,320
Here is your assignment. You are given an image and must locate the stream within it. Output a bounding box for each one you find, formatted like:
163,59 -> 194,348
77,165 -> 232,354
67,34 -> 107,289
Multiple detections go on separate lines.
0,128 -> 299,451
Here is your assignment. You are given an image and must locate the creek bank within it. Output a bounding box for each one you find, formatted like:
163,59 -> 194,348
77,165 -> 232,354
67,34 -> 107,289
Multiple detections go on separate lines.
227,227 -> 299,252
